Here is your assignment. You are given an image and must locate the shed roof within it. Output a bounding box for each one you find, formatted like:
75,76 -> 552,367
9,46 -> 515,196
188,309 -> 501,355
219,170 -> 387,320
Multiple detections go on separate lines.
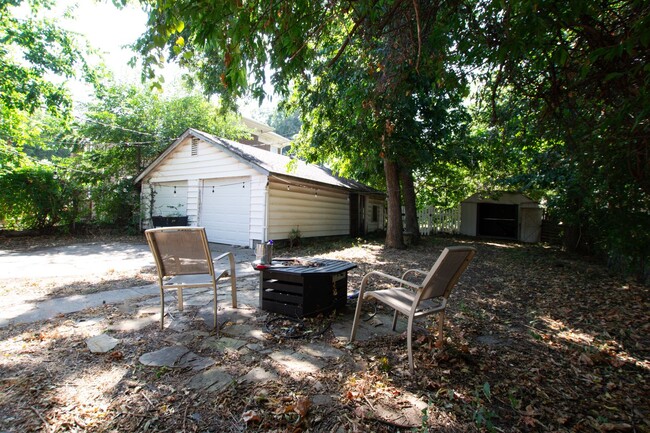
462,191 -> 542,208
135,128 -> 382,195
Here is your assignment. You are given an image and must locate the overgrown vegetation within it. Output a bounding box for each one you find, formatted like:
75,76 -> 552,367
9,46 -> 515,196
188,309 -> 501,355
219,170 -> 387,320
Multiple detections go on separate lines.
1,0 -> 648,280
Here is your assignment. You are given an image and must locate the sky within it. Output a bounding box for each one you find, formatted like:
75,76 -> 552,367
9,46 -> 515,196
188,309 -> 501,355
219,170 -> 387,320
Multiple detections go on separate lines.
55,1 -> 150,101
52,1 -> 273,119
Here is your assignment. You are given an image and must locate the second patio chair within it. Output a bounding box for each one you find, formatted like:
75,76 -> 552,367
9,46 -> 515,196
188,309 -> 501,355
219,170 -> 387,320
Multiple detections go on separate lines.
350,246 -> 476,373
145,227 -> 237,331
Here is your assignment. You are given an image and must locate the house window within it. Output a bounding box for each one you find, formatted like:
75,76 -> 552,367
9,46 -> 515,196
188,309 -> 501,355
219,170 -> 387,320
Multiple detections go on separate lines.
191,138 -> 199,156
372,205 -> 379,222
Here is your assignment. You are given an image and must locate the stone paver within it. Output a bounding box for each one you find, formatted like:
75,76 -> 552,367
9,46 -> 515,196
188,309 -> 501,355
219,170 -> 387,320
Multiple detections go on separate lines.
356,389 -> 429,428
163,330 -> 210,345
331,311 -> 399,342
221,323 -> 266,341
268,349 -> 326,375
298,342 -> 345,360
201,336 -> 247,352
107,315 -> 158,332
187,367 -> 234,392
86,334 -> 119,353
240,366 -> 278,384
139,345 -> 215,371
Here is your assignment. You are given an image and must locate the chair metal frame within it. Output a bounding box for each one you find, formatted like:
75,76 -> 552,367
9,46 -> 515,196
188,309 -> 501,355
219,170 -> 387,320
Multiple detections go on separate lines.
145,226 -> 237,331
350,246 -> 476,372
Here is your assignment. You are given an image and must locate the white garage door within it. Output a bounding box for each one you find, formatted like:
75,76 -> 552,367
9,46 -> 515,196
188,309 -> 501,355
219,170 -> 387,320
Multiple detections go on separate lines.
200,177 -> 251,245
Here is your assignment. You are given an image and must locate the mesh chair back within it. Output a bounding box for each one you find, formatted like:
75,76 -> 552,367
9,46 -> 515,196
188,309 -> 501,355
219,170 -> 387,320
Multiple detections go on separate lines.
419,246 -> 476,301
146,228 -> 213,277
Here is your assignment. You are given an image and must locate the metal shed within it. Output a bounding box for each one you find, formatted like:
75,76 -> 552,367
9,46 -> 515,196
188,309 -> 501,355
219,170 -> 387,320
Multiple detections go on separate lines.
459,192 -> 543,243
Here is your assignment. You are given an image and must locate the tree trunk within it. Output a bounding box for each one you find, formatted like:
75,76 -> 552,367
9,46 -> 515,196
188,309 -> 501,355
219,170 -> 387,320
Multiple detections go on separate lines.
384,157 -> 405,248
400,165 -> 420,245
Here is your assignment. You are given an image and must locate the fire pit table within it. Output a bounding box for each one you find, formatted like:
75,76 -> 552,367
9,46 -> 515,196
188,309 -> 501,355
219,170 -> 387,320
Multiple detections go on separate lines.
255,258 -> 357,317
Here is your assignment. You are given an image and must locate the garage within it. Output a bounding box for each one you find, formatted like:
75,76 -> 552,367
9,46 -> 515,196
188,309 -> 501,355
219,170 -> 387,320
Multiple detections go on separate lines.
136,128 -> 384,247
200,177 -> 251,245
149,181 -> 188,217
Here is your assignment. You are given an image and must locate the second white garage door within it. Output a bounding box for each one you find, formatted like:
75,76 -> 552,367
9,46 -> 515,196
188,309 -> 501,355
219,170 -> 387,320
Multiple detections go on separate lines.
200,177 -> 251,246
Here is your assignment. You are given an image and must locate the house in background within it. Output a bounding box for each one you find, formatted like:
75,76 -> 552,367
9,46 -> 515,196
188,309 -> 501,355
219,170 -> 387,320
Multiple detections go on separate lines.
459,192 -> 543,243
240,117 -> 292,154
134,127 -> 384,247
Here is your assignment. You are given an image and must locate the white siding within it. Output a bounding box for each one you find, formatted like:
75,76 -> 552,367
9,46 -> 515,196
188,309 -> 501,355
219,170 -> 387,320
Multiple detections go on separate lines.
460,202 -> 477,236
366,198 -> 385,233
200,177 -> 251,245
150,181 -> 188,216
140,137 -> 267,243
267,181 -> 349,240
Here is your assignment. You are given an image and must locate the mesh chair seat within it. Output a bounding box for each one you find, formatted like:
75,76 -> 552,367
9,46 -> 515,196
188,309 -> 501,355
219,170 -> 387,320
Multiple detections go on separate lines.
145,227 -> 237,331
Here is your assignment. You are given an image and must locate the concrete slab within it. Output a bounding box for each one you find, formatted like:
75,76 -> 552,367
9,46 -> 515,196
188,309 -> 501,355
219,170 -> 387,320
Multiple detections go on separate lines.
0,285 -> 159,328
0,239 -> 257,328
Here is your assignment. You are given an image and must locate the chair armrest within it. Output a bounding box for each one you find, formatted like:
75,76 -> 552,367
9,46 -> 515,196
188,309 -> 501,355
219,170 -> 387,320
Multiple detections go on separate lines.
360,270 -> 420,291
400,268 -> 428,283
213,251 -> 237,308
213,251 -> 235,271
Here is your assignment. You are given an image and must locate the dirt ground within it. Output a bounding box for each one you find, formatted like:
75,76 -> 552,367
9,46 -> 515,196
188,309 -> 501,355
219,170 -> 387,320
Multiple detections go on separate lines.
0,234 -> 648,432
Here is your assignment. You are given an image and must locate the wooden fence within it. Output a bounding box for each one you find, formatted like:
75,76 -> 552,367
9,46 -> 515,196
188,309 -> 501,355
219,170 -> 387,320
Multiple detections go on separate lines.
404,206 -> 461,235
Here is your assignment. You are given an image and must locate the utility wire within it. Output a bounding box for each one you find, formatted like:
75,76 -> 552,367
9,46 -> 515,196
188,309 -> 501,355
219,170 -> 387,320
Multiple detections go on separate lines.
75,115 -> 161,138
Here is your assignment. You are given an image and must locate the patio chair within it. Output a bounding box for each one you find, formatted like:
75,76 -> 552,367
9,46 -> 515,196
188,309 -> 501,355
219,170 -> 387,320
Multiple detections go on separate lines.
349,246 -> 476,373
145,227 -> 237,331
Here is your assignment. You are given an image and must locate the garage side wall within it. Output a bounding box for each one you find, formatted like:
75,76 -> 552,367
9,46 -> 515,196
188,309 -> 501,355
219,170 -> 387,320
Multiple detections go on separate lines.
267,180 -> 349,240
366,197 -> 385,233
139,137 -> 267,246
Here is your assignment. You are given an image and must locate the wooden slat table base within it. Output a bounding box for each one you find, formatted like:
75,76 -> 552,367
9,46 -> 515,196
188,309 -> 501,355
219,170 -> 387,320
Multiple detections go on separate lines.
259,259 -> 356,317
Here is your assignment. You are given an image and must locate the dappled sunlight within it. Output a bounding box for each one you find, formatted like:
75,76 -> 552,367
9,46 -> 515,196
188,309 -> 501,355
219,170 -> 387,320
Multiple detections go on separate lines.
538,315 -> 595,345
2,235 -> 647,431
484,241 -> 524,249
50,365 -> 128,427
536,315 -> 650,372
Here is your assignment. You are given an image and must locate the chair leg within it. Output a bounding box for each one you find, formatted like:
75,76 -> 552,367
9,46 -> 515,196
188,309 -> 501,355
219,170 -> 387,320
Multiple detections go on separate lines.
391,310 -> 398,331
177,288 -> 184,311
436,311 -> 445,348
159,289 -> 165,330
213,282 -> 218,333
349,295 -> 365,342
407,315 -> 415,373
230,273 -> 238,308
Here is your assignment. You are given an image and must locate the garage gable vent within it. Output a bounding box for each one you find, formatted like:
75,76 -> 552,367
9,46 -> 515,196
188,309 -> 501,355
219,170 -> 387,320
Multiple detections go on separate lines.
191,138 -> 199,156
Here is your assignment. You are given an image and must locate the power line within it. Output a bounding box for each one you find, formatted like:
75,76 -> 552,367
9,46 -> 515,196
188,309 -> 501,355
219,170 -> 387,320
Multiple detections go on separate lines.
44,139 -> 172,147
75,116 -> 162,138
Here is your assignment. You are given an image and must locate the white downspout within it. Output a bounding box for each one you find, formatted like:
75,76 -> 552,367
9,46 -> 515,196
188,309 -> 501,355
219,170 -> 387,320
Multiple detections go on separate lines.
263,180 -> 269,243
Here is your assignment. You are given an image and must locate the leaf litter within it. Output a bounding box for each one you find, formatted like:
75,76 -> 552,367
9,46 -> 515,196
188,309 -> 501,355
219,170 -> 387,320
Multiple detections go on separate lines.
0,234 -> 648,432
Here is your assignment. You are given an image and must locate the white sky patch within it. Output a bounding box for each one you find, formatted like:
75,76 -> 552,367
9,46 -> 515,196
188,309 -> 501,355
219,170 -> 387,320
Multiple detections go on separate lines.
12,0 -> 275,120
